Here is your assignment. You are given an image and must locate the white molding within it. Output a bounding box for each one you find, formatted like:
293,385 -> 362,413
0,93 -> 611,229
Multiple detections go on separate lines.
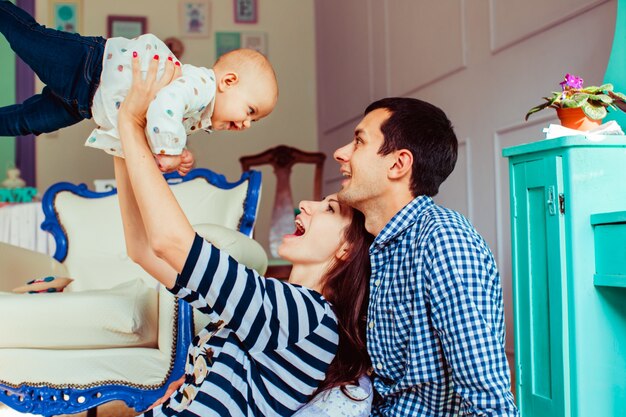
367,0 -> 375,101
392,0 -> 468,98
489,0 -> 610,54
461,0 -> 469,69
492,114 -> 554,274
384,0 -> 391,97
460,138 -> 474,221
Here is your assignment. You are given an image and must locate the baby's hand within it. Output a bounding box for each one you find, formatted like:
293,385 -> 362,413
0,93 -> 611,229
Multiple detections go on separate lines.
178,148 -> 195,176
154,154 -> 181,173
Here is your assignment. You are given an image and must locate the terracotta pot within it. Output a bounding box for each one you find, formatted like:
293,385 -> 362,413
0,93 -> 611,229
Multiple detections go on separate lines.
556,107 -> 602,131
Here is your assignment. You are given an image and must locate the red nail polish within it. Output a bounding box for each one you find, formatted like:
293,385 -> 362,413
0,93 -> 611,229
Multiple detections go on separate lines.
132,51 -> 137,58
175,61 -> 181,67
168,56 -> 173,61
153,54 -> 159,60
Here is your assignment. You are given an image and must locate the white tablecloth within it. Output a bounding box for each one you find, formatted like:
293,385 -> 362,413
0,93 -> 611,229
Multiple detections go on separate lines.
0,202 -> 56,256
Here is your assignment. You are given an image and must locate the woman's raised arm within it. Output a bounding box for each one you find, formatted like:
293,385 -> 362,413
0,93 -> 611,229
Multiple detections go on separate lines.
116,53 -> 195,283
114,156 -> 179,287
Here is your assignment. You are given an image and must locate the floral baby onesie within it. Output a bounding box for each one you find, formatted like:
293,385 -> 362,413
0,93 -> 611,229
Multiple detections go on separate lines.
87,33 -> 216,157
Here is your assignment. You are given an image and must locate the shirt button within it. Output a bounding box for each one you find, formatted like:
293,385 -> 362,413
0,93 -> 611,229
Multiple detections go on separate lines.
368,321 -> 374,329
374,279 -> 381,286
376,363 -> 383,370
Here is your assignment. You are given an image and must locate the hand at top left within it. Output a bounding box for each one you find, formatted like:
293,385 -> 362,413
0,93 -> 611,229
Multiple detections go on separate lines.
118,53 -> 182,129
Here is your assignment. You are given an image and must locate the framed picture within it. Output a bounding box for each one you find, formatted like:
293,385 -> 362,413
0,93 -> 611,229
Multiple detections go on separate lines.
215,32 -> 268,59
215,32 -> 241,58
107,15 -> 147,38
234,0 -> 257,24
241,32 -> 267,55
179,0 -> 211,38
49,0 -> 82,34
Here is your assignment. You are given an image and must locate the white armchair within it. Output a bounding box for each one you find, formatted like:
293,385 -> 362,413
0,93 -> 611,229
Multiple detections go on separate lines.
0,168 -> 266,416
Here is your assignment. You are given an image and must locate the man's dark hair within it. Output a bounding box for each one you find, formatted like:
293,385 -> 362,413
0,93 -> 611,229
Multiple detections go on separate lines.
365,97 -> 458,197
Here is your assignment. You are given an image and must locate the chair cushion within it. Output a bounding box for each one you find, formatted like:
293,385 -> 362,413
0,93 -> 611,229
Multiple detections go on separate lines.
0,346 -> 171,387
0,280 -> 158,349
193,223 -> 268,275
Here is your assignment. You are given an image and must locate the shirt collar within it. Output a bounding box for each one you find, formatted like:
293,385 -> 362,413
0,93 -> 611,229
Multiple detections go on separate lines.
371,195 -> 433,251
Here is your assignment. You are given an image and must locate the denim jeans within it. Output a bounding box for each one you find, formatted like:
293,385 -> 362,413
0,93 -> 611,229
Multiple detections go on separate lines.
0,0 -> 106,135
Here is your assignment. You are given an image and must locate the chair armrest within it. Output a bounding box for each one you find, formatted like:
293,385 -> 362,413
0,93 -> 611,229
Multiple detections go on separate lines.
193,224 -> 268,275
0,242 -> 68,292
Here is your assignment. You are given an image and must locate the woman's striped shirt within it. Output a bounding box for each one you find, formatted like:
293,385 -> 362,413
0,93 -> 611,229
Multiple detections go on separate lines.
144,233 -> 339,417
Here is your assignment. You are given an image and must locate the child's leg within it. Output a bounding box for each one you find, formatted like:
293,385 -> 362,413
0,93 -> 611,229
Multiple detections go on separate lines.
0,87 -> 83,136
0,1 -> 105,120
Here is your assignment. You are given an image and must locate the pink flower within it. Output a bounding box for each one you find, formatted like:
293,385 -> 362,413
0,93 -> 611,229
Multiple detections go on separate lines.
560,73 -> 584,90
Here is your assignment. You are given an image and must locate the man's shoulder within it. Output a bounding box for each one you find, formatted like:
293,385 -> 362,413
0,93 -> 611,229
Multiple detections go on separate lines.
405,203 -> 495,259
416,203 -> 475,238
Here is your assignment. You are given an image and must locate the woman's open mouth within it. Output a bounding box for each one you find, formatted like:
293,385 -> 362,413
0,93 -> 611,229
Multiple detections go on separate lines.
294,218 -> 306,236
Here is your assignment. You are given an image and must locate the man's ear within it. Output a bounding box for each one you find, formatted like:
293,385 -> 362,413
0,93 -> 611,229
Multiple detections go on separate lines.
217,72 -> 239,92
335,242 -> 350,261
388,149 -> 413,180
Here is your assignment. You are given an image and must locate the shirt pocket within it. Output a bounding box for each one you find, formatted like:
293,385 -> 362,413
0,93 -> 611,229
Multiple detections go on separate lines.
371,301 -> 411,381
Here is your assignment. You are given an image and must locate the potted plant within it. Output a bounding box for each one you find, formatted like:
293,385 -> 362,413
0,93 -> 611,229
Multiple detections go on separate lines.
525,73 -> 626,130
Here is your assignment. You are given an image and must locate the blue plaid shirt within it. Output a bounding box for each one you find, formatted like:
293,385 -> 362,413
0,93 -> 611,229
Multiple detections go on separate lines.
368,196 -> 518,417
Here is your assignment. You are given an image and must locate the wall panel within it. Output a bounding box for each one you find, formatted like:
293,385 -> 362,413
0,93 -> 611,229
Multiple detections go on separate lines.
387,0 -> 467,96
316,0 -> 617,370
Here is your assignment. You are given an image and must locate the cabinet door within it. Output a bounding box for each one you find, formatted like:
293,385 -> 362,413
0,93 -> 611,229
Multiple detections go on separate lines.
511,156 -> 566,417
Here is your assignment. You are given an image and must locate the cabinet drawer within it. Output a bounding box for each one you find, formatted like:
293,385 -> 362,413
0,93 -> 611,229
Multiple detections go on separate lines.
591,211 -> 626,287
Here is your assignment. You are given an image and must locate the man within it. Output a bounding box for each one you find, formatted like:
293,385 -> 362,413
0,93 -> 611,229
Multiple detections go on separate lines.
334,97 -> 519,416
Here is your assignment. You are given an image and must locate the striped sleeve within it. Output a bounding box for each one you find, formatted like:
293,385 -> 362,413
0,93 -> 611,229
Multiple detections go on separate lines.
168,234 -> 338,355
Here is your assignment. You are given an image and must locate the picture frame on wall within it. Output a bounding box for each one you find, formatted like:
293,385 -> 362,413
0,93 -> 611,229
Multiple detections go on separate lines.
49,0 -> 82,34
216,31 -> 268,59
179,0 -> 211,38
215,32 -> 241,58
241,32 -> 267,55
107,15 -> 147,38
234,0 -> 257,24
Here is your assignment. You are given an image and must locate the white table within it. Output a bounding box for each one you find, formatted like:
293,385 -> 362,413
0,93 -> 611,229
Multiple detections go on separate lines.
0,202 -> 55,256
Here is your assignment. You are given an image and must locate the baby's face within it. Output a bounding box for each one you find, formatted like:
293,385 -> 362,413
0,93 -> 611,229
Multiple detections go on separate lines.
211,73 -> 277,131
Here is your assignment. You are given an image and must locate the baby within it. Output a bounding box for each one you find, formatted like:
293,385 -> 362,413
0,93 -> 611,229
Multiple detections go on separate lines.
0,1 -> 278,174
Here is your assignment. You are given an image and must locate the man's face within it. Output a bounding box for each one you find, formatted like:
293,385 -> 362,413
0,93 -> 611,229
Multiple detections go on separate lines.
333,108 -> 394,208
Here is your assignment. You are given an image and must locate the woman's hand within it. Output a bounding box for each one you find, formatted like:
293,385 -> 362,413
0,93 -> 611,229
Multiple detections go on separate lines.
146,375 -> 186,411
115,51 -> 195,281
118,53 -> 182,130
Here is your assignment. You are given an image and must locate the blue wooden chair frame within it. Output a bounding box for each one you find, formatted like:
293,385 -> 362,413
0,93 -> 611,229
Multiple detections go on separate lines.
0,168 -> 261,416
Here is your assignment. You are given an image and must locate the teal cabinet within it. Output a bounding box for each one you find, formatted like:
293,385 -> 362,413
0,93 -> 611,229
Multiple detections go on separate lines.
504,136 -> 626,417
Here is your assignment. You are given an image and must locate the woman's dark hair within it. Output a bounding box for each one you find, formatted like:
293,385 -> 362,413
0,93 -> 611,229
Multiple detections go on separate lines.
315,208 -> 374,399
365,97 -> 458,197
